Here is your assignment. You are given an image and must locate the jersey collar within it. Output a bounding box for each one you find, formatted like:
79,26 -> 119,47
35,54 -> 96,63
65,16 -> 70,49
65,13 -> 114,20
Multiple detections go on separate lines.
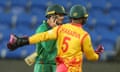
71,23 -> 82,28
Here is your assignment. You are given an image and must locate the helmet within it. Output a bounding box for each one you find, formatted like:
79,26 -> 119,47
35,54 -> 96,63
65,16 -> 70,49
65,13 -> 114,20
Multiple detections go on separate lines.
69,5 -> 88,18
46,4 -> 66,17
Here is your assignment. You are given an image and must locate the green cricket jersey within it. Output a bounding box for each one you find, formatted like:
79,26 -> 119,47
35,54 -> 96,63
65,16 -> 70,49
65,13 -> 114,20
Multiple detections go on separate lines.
35,20 -> 57,64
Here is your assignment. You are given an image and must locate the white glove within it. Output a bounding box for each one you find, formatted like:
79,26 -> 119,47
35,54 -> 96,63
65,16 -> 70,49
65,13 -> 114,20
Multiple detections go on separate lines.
24,52 -> 37,66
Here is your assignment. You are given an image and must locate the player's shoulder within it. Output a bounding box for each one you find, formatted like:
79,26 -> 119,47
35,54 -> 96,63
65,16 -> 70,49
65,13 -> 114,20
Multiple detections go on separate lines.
82,30 -> 91,38
36,24 -> 47,33
82,28 -> 89,34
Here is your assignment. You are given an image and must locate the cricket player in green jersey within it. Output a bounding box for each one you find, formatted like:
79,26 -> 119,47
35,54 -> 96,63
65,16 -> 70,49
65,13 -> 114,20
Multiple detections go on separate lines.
24,4 -> 66,72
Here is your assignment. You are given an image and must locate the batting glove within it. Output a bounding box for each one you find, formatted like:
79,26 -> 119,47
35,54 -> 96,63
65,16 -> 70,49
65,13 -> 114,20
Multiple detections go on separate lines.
24,52 -> 37,66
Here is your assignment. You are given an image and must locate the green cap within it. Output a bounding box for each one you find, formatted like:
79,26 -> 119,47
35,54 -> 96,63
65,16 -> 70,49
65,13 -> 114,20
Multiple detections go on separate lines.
46,4 -> 66,17
69,5 -> 88,18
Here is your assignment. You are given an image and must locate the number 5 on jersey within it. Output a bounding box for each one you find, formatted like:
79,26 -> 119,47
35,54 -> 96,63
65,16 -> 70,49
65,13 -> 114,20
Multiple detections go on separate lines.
62,36 -> 71,52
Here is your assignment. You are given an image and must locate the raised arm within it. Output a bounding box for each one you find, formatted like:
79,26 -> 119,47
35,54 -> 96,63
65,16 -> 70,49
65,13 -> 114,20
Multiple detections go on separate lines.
7,26 -> 59,51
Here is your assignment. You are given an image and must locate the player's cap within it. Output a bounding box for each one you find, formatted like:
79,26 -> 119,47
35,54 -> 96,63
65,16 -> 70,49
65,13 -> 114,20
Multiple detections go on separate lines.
69,5 -> 88,18
46,4 -> 66,17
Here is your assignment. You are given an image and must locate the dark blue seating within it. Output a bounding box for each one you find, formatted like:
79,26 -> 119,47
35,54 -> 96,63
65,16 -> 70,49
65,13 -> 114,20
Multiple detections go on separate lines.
0,0 -> 7,7
90,10 -> 113,27
87,0 -> 107,10
113,26 -> 120,35
10,7 -> 25,15
107,0 -> 120,10
110,10 -> 120,27
0,23 -> 11,41
5,45 -> 35,59
31,0 -> 47,8
0,41 -> 8,58
86,14 -> 96,28
0,12 -> 14,25
95,26 -> 118,44
16,13 -> 32,26
0,7 -> 4,13
10,0 -> 28,7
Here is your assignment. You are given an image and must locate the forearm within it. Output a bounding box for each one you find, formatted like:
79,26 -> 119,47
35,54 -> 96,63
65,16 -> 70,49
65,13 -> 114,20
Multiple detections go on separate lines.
23,26 -> 57,44
85,51 -> 99,61
7,27 -> 57,51
83,34 -> 99,61
85,45 -> 104,61
29,32 -> 51,44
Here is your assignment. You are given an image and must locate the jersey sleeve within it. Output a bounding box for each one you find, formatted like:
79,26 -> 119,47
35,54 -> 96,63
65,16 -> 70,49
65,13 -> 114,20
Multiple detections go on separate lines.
82,34 -> 99,61
35,24 -> 47,51
29,26 -> 59,44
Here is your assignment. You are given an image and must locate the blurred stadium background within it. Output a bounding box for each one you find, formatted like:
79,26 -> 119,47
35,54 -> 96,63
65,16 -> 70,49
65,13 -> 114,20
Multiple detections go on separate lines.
0,0 -> 120,72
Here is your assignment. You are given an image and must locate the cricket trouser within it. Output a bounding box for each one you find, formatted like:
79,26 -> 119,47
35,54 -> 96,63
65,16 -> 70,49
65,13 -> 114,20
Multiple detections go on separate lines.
34,61 -> 56,72
56,57 -> 82,72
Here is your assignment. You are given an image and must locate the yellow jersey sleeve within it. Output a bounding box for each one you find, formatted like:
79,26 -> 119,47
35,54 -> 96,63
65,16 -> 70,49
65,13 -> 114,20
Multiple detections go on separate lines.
82,33 -> 99,61
29,26 -> 60,44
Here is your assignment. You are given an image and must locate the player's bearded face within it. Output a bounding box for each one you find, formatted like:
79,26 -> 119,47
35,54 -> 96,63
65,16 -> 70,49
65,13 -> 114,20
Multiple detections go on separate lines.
56,14 -> 64,24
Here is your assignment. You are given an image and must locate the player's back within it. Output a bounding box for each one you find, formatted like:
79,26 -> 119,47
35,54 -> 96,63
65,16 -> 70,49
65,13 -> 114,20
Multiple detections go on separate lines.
56,23 -> 88,64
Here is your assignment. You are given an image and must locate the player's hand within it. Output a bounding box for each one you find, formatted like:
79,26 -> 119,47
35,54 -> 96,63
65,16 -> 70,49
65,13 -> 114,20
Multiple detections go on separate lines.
7,34 -> 19,51
7,34 -> 29,51
47,15 -> 57,27
24,52 -> 37,66
95,45 -> 104,55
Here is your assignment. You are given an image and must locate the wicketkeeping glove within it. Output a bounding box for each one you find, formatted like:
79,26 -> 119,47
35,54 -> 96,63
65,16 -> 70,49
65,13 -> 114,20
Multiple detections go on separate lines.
95,44 -> 104,55
7,34 -> 29,51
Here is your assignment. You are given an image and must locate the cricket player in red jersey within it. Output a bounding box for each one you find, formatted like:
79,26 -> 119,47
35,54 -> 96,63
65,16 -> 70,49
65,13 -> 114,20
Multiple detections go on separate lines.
7,5 -> 104,72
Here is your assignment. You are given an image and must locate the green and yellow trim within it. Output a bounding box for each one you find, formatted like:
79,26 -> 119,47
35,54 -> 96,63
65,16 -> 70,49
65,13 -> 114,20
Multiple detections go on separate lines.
47,11 -> 55,15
